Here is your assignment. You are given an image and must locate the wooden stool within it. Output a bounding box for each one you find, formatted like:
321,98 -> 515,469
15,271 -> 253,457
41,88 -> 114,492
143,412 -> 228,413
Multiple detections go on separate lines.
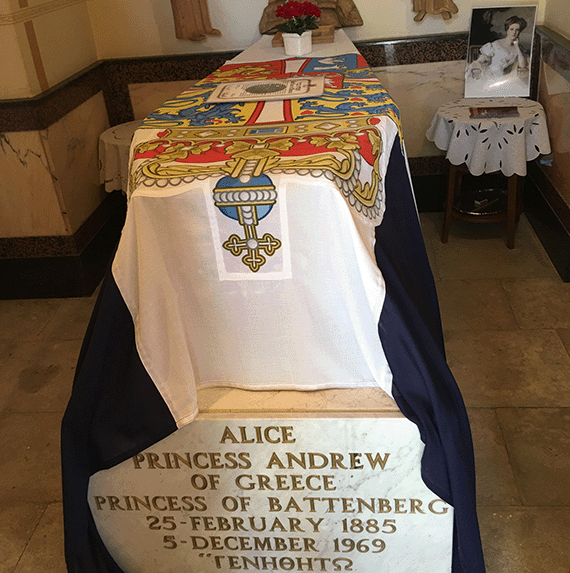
441,163 -> 523,249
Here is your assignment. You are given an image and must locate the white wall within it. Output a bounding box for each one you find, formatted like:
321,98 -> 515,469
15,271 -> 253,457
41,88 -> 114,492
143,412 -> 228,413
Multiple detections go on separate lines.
87,0 -> 269,58
0,0 -> 97,99
87,0 -> 547,60
33,1 -> 97,89
0,0 -> 553,100
544,0 -> 570,40
0,23 -> 36,98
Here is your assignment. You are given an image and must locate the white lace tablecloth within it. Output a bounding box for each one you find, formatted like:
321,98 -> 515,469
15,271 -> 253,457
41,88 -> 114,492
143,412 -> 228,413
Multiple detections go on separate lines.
426,98 -> 551,176
99,120 -> 141,192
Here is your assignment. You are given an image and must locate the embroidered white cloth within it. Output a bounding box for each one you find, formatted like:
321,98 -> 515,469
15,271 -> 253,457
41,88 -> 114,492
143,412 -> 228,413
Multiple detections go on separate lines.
426,97 -> 551,176
112,36 -> 400,427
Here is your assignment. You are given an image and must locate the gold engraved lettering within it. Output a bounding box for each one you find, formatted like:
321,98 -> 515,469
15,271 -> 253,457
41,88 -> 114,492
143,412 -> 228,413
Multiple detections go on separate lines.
131,451 -> 251,470
265,451 -> 390,470
214,555 -> 331,570
235,474 -> 335,491
172,452 -> 192,468
266,452 -> 286,469
349,452 -> 364,469
330,452 -> 347,469
262,496 -> 446,515
146,453 -> 164,469
151,496 -> 167,511
395,499 -> 407,514
189,535 -> 319,552
410,499 -> 425,514
220,425 -> 296,444
308,452 -> 329,469
428,499 -> 449,514
92,495 -> 207,512
182,515 -> 325,534
365,452 -> 391,469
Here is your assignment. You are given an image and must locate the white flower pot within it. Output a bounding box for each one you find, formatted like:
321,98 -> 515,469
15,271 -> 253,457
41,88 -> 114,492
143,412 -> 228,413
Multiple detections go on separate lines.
282,30 -> 313,57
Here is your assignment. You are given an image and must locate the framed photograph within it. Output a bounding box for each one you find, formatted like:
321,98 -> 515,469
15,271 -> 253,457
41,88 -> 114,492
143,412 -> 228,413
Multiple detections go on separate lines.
464,5 -> 537,98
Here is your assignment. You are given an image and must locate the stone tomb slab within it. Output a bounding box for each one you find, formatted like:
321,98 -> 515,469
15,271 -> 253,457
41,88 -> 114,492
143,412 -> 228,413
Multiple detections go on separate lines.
89,409 -> 453,573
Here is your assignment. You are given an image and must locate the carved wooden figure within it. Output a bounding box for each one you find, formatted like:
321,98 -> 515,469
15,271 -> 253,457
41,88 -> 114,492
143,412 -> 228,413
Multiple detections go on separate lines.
413,0 -> 459,22
170,0 -> 221,41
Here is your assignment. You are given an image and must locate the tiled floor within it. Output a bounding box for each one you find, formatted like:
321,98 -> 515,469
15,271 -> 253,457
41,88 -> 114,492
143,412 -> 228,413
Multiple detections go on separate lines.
1,213 -> 569,572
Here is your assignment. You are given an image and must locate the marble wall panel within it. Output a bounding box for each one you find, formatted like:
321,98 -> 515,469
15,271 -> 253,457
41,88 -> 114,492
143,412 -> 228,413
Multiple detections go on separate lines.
128,80 -> 199,120
0,131 -> 68,238
538,62 -> 570,210
44,91 -> 109,233
373,60 -> 466,158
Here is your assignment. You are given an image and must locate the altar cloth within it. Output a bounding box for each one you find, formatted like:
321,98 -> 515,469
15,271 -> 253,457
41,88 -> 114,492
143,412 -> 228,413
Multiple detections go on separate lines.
112,51 -> 401,427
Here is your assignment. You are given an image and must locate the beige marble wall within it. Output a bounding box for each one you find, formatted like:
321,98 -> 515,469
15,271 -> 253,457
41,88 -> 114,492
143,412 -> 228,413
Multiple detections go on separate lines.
0,91 -> 109,239
0,131 -> 68,238
44,91 -> 109,233
538,62 -> 570,209
373,60 -> 466,158
129,80 -> 198,120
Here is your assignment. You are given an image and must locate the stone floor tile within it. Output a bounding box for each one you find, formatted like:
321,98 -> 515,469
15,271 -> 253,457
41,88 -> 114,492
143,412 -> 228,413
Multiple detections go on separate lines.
419,213 -> 443,282
421,237 -> 441,282
0,299 -> 62,342
437,279 -> 519,331
0,502 -> 45,573
557,329 -> 570,356
0,339 -> 17,412
430,215 -> 558,280
419,212 -> 441,240
0,339 -> 81,414
0,413 -> 62,505
14,503 -> 66,573
38,297 -> 96,341
467,409 -> 521,506
496,408 -> 570,506
478,506 -> 570,573
502,278 -> 570,329
445,330 -> 570,407
90,281 -> 102,301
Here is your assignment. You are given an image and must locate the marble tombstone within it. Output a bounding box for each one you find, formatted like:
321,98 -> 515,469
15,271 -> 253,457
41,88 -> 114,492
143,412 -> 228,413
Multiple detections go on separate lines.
89,388 -> 453,573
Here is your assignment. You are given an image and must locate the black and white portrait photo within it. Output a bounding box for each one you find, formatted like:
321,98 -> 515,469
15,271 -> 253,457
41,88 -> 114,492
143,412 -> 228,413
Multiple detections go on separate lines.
465,6 -> 537,98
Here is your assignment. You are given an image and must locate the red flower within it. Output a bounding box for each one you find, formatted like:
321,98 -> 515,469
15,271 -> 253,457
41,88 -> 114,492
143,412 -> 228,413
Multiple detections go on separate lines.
276,1 -> 321,20
302,2 -> 321,17
275,1 -> 321,34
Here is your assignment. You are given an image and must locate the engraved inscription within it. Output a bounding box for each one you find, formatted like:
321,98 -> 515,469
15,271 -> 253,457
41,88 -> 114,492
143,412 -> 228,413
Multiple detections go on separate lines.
89,418 -> 454,572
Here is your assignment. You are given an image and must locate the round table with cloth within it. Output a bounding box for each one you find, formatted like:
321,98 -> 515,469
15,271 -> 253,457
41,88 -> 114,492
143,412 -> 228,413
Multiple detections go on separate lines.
426,97 -> 551,176
426,97 -> 551,248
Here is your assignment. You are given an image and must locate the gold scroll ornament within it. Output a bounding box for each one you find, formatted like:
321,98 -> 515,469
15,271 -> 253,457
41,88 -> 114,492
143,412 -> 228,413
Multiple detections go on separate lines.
170,0 -> 221,41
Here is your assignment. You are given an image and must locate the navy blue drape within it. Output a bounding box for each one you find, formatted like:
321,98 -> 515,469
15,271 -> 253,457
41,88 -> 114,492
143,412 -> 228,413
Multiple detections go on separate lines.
377,137 -> 485,573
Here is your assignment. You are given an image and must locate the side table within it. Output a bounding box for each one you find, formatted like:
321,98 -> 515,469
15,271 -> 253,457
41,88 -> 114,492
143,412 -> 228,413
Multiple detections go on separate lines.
426,97 -> 551,248
99,121 -> 142,193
